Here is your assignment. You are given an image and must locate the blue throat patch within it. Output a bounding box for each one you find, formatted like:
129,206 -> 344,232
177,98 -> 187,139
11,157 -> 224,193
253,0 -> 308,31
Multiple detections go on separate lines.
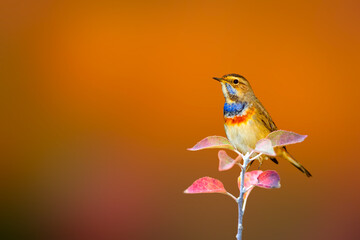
224,102 -> 247,117
225,83 -> 237,95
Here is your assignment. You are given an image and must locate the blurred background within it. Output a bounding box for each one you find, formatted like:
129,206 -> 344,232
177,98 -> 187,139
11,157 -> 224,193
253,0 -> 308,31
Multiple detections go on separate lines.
1,0 -> 360,239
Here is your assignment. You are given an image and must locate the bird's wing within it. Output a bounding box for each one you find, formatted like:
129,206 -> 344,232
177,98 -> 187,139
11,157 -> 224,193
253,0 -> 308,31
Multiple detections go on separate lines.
253,98 -> 277,132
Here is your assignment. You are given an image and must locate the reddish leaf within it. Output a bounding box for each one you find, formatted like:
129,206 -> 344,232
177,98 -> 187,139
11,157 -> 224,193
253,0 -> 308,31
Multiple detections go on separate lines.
238,170 -> 280,201
244,170 -> 263,189
184,177 -> 227,194
267,130 -> 307,147
218,150 -> 241,171
188,136 -> 234,151
257,170 -> 281,189
254,139 -> 276,156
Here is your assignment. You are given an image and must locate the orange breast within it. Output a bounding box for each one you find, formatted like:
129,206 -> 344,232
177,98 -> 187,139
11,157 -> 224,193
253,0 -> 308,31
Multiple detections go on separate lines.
225,107 -> 255,125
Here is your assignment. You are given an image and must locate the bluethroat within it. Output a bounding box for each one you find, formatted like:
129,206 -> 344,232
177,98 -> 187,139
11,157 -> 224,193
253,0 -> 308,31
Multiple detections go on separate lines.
214,73 -> 311,177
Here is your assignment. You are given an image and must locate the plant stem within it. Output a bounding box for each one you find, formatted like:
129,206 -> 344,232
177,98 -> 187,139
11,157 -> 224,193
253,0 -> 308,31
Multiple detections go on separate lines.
236,154 -> 250,240
226,192 -> 237,201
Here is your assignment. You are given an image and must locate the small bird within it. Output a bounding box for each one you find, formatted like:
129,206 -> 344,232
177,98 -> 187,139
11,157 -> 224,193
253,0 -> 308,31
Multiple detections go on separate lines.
213,73 -> 311,177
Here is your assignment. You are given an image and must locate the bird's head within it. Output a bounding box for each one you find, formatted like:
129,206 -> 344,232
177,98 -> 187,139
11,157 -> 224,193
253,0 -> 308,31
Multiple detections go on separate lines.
213,73 -> 254,102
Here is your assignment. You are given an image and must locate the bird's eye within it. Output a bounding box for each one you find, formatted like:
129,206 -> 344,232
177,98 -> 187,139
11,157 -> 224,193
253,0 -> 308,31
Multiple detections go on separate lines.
233,79 -> 239,84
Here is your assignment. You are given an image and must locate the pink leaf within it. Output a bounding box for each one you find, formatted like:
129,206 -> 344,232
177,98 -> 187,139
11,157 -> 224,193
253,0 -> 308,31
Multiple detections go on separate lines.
237,170 -> 280,201
244,170 -> 263,189
254,139 -> 276,156
267,130 -> 307,147
256,170 -> 281,189
184,177 -> 227,194
218,150 -> 242,171
188,136 -> 234,151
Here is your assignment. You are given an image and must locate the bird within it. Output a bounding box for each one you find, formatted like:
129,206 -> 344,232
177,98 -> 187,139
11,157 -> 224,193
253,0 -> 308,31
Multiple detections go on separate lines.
213,73 -> 311,177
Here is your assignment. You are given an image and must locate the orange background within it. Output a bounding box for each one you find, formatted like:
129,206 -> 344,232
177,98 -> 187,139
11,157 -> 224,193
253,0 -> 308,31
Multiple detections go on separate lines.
2,0 -> 360,239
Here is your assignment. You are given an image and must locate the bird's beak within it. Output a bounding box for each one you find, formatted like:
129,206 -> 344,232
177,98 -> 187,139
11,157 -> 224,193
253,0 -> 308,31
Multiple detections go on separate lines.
213,77 -> 222,82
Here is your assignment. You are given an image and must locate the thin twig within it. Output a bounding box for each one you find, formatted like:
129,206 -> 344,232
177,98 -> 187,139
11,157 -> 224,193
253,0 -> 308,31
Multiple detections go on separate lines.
250,152 -> 262,160
242,193 -> 249,213
225,192 -> 237,202
234,149 -> 245,160
244,186 -> 253,192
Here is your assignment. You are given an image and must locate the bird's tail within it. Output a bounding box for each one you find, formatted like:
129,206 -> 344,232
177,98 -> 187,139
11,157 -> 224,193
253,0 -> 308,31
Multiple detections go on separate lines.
276,148 -> 312,177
